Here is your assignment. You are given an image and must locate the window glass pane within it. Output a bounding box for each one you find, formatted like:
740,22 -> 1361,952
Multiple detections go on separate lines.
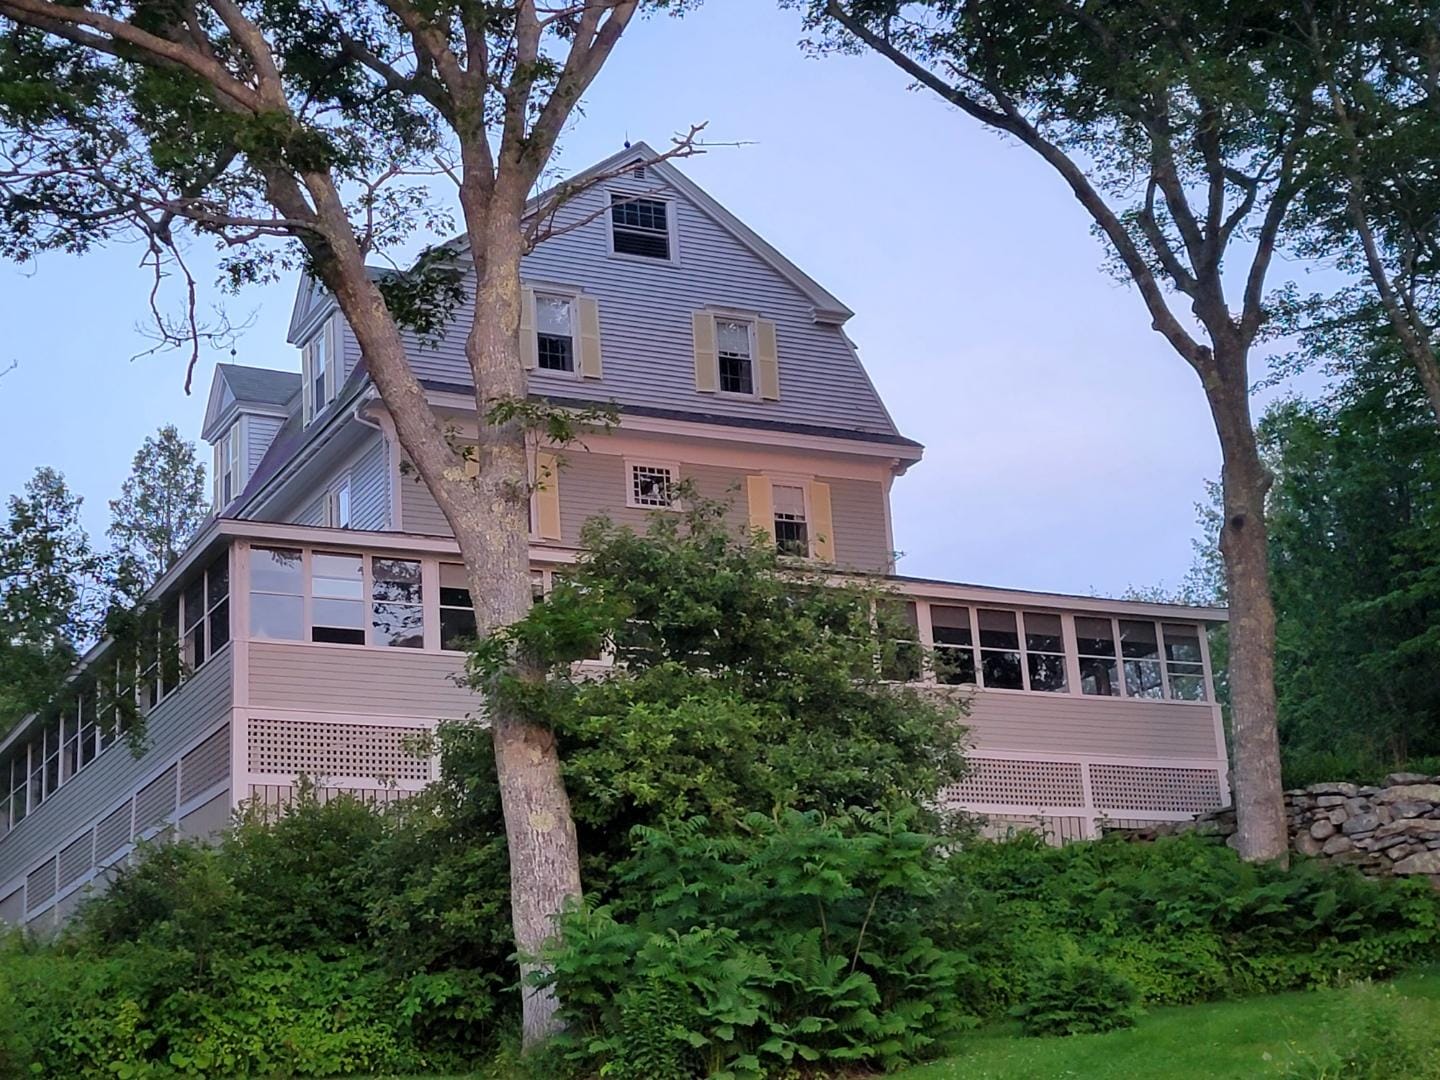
1169,673 -> 1207,701
183,576 -> 206,632
312,553 -> 363,599
930,605 -> 972,646
251,593 -> 304,640
1024,612 -> 1064,653
978,610 -> 1019,651
440,563 -> 473,609
1119,620 -> 1160,659
209,599 -> 230,653
611,196 -> 669,258
773,484 -> 808,557
372,559 -> 424,648
313,597 -> 364,638
1080,656 -> 1120,696
631,465 -> 674,508
1027,652 -> 1068,692
1124,659 -> 1165,699
716,319 -> 751,356
1074,617 -> 1116,657
981,650 -> 1024,690
536,295 -> 572,335
252,547 -> 303,593
935,646 -> 976,685
1163,624 -> 1203,664
206,554 -> 229,605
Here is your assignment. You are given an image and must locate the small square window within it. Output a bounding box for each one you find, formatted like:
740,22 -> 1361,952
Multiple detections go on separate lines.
629,464 -> 676,509
611,196 -> 670,259
536,294 -> 575,372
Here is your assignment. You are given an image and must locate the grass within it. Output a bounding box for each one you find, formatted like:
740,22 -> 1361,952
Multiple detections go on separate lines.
383,969 -> 1440,1079
895,968 -> 1440,1079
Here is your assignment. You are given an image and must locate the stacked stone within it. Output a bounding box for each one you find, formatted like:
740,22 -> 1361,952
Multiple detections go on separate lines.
1122,773 -> 1440,884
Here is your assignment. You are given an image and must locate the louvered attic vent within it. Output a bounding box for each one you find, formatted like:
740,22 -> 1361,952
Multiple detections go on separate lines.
631,164 -> 647,180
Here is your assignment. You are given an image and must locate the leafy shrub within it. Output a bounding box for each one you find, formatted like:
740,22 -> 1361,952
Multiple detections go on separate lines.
1280,983 -> 1440,1079
547,809 -> 975,1078
938,832 -> 1440,1016
1010,956 -> 1143,1036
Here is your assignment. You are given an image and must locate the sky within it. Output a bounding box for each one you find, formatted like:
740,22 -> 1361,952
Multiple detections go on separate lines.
0,1 -> 1319,599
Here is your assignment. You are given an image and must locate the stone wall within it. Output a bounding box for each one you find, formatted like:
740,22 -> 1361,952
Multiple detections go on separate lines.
1114,773 -> 1440,884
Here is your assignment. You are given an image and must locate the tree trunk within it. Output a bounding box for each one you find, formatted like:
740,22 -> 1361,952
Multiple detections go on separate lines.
1209,365 -> 1289,864
464,211 -> 583,1046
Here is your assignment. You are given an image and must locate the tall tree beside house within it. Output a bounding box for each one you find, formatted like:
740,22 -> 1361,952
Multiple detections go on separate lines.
1290,2 -> 1440,423
0,468 -> 101,734
802,0 -> 1353,862
0,0 -> 693,1044
108,424 -> 208,601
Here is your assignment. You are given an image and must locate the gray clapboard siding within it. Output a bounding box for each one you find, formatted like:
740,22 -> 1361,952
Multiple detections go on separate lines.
246,415 -> 284,480
349,436 -> 390,530
0,648 -> 233,891
358,173 -> 898,439
400,450 -> 889,569
964,691 -> 1222,760
292,494 -> 325,527
248,642 -> 479,720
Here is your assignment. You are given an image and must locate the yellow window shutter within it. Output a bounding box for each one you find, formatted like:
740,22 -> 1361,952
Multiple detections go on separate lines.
745,475 -> 774,542
692,311 -> 718,393
756,318 -> 780,401
534,451 -> 562,540
577,295 -> 603,379
809,481 -> 835,562
519,287 -> 538,370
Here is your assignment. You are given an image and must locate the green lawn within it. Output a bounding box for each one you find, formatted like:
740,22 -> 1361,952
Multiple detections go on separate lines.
387,969 -> 1440,1079
896,969 -> 1440,1079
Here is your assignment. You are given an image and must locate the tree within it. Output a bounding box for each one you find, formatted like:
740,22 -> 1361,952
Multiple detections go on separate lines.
0,467 -> 100,733
108,424 -> 208,600
0,0 -> 694,1042
803,0 -> 1347,861
1292,2 -> 1440,422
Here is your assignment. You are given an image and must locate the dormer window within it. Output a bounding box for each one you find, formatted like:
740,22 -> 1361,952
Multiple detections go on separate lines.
302,315 -> 338,423
536,294 -> 575,372
610,195 -> 670,259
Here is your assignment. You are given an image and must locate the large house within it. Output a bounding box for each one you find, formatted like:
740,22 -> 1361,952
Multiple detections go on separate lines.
0,146 -> 1229,932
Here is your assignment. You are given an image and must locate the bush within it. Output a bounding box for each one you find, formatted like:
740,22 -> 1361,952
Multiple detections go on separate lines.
547,809 -> 975,1078
1010,955 -> 1143,1036
937,832 -> 1440,1017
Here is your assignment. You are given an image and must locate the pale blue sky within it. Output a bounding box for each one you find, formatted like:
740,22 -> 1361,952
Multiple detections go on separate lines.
0,2 -> 1312,597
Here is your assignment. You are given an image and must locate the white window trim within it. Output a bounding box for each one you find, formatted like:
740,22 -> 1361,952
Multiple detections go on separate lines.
624,459 -> 682,511
605,190 -> 679,265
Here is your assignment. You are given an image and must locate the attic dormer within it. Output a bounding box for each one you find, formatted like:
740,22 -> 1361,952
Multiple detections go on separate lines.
201,364 -> 301,511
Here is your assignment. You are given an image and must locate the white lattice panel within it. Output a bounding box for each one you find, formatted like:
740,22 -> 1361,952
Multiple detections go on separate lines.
180,726 -> 230,802
248,720 -> 432,783
1090,763 -> 1223,813
942,757 -> 1085,807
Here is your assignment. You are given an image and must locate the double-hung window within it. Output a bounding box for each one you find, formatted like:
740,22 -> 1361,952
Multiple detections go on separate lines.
181,554 -> 229,669
1075,616 -> 1120,696
716,319 -> 754,395
610,195 -> 670,259
326,478 -> 352,528
216,423 -> 241,508
977,609 -> 1025,689
1163,623 -> 1207,700
303,316 -> 338,423
772,484 -> 809,557
536,294 -> 575,372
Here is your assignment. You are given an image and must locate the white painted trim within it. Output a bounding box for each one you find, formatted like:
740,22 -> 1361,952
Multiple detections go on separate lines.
623,458 -> 682,510
604,188 -> 680,266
